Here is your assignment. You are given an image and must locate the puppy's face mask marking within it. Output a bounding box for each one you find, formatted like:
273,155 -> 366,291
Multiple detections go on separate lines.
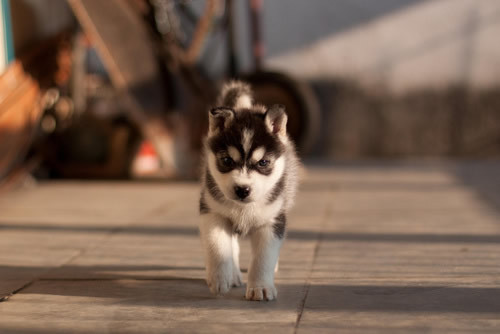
207,107 -> 287,204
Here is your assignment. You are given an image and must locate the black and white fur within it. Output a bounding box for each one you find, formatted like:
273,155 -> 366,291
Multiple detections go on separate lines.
199,81 -> 299,301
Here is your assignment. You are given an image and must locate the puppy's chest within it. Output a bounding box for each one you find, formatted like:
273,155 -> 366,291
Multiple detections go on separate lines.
226,201 -> 282,235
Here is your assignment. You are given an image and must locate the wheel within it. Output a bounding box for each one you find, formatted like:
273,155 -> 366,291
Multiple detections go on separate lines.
241,71 -> 320,155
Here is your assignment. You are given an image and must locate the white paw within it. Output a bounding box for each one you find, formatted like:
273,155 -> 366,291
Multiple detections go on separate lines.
245,284 -> 277,301
206,266 -> 233,295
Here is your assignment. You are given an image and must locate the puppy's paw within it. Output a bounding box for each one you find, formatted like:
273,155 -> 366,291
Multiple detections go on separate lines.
206,267 -> 233,295
245,284 -> 277,301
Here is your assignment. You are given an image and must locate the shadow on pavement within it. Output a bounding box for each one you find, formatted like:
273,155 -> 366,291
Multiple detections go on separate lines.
7,276 -> 500,313
1,223 -> 500,244
453,161 -> 500,215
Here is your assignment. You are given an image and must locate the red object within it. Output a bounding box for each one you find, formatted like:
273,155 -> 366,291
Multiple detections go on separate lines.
131,140 -> 161,177
138,141 -> 157,157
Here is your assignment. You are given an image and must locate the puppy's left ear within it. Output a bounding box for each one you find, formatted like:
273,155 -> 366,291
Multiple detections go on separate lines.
208,107 -> 235,136
265,104 -> 288,140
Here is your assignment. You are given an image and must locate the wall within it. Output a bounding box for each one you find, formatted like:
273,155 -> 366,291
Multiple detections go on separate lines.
261,0 -> 500,94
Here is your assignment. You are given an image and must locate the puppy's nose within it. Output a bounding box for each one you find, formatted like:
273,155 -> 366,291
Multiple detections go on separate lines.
234,186 -> 251,200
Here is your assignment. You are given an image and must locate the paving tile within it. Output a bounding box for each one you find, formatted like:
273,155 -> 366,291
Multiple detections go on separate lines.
0,228 -> 102,299
0,182 -> 185,225
1,162 -> 500,333
297,281 -> 500,333
0,182 -> 191,299
0,279 -> 304,334
295,162 -> 500,333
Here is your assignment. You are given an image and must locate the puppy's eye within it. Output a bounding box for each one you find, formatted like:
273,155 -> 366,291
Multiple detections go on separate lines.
258,159 -> 270,167
221,157 -> 234,167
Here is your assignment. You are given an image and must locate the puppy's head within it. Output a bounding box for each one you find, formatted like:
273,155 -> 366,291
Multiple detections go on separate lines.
206,105 -> 288,204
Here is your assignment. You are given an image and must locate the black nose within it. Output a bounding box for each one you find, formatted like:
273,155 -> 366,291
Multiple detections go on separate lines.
234,186 -> 251,200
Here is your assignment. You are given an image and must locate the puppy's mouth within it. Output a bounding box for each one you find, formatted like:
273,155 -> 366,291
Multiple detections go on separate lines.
233,197 -> 252,204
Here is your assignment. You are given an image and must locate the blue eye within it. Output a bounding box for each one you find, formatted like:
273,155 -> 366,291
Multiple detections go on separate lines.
258,159 -> 270,167
221,157 -> 234,167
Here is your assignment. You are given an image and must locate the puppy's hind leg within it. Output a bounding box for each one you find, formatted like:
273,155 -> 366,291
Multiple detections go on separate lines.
199,214 -> 234,295
232,234 -> 243,287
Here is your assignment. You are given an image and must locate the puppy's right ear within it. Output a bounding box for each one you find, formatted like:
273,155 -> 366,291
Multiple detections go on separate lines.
208,107 -> 235,136
265,104 -> 288,140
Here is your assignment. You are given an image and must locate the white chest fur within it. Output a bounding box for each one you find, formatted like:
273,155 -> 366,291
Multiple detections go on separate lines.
205,193 -> 284,235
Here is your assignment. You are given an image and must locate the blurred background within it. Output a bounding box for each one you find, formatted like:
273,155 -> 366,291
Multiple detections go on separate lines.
1,0 -> 500,187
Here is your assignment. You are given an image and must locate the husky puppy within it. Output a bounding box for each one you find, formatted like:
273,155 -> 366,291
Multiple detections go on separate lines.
199,81 -> 299,301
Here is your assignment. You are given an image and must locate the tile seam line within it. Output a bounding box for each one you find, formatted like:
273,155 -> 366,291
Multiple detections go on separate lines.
1,201 -> 172,301
293,201 -> 332,333
0,281 -> 34,303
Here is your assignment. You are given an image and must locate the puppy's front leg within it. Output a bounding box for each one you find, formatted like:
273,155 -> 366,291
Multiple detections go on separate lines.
246,222 -> 284,301
199,214 -> 234,295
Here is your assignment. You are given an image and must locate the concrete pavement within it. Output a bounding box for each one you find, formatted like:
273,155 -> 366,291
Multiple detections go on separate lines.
0,161 -> 499,333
